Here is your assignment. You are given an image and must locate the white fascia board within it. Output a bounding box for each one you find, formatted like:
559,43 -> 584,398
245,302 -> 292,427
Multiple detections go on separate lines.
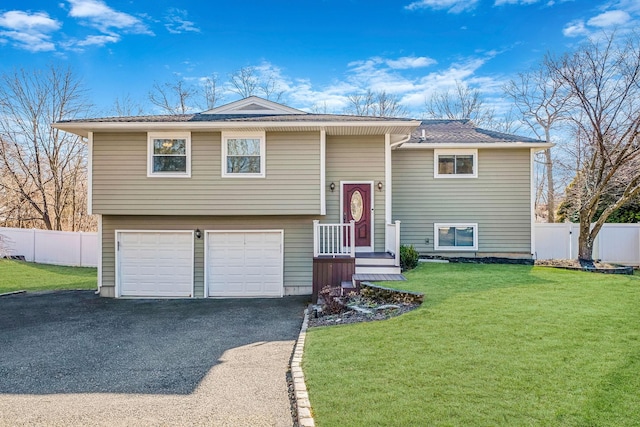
399,142 -> 554,151
51,120 -> 422,138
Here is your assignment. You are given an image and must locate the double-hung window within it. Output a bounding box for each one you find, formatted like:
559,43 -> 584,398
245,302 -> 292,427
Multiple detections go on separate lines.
434,149 -> 478,178
147,132 -> 191,177
222,131 -> 266,178
434,223 -> 478,251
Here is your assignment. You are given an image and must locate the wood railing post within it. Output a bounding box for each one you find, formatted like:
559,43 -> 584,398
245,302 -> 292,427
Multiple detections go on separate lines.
350,220 -> 355,258
313,220 -> 319,258
394,220 -> 401,267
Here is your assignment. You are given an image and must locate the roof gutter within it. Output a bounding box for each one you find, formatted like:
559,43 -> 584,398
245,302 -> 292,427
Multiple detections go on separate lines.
399,142 -> 554,151
52,119 -> 422,138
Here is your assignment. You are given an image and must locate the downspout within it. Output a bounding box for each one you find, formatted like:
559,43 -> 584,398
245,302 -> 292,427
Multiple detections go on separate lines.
386,133 -> 411,224
390,133 -> 411,149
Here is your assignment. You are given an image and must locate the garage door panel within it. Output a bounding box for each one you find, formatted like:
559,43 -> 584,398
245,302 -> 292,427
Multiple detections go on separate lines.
118,231 -> 193,298
207,231 -> 283,298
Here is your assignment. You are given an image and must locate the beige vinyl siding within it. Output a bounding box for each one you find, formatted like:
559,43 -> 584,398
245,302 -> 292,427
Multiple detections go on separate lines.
392,148 -> 532,257
92,131 -> 321,215
100,215 -> 315,298
325,135 -> 386,251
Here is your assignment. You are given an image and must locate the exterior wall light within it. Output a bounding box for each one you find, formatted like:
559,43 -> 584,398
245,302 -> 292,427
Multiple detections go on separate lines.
329,182 -> 336,192
377,181 -> 383,191
195,229 -> 202,239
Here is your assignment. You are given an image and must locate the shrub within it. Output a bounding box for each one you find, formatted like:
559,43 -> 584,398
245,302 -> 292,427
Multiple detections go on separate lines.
400,244 -> 419,271
318,285 -> 346,315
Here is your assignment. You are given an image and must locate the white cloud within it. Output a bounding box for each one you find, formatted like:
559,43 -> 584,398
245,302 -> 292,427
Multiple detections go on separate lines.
587,10 -> 631,27
0,10 -> 61,52
404,0 -> 479,13
67,0 -> 152,34
165,8 -> 200,34
563,1 -> 639,39
386,56 -> 437,69
494,0 -> 540,5
562,20 -> 589,37
76,34 -> 119,46
206,51 -> 505,118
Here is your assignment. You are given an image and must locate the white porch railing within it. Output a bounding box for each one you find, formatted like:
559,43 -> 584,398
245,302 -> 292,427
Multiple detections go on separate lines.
385,220 -> 401,267
313,220 -> 355,257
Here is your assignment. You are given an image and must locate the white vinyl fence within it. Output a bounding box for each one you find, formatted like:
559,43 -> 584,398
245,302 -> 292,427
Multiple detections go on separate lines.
1,224 -> 638,268
0,227 -> 98,267
535,223 -> 640,266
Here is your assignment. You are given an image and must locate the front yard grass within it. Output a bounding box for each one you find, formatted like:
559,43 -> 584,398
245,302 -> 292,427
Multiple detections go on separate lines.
0,259 -> 97,294
303,263 -> 640,426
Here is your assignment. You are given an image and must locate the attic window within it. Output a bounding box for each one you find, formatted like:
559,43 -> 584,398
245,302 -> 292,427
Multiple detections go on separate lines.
221,131 -> 266,178
147,132 -> 191,178
434,149 -> 477,178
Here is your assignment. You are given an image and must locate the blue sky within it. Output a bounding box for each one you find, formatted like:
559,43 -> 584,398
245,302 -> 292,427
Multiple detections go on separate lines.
0,0 -> 638,117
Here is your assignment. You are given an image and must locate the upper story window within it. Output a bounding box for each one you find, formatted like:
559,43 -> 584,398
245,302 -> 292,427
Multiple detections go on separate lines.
147,132 -> 191,178
434,149 -> 478,178
434,223 -> 478,251
222,131 -> 266,178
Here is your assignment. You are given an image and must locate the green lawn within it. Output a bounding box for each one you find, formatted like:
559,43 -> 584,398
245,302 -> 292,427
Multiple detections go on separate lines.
0,259 -> 97,293
303,263 -> 640,426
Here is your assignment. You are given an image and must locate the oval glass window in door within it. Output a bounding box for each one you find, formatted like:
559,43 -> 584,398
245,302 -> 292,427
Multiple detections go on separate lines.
350,190 -> 363,222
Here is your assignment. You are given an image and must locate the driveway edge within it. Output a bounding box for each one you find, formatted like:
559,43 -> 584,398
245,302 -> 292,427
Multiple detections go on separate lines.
292,308 -> 315,427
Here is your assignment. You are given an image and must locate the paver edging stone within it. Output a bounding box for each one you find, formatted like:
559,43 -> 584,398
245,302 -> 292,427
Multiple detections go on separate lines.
291,308 -> 315,427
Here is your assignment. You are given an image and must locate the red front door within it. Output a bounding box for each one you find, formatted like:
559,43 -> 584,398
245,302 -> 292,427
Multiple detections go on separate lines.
343,183 -> 372,248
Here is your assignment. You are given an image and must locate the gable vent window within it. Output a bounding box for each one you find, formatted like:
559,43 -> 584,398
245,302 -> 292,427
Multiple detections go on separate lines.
147,132 -> 191,178
434,149 -> 478,178
222,131 -> 266,178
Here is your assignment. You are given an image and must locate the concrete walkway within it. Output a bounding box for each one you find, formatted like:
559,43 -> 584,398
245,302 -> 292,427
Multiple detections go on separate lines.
0,291 -> 306,426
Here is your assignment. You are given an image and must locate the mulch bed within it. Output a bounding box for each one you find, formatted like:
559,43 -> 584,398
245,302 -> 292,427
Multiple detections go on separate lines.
535,259 -> 635,274
308,302 -> 420,328
308,283 -> 424,328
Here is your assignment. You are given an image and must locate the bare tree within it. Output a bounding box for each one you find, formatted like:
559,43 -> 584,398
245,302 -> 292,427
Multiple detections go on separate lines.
545,33 -> 640,262
148,76 -> 199,114
425,81 -> 495,125
310,101 -> 332,114
111,93 -> 146,116
374,90 -> 409,117
228,66 -> 285,101
345,89 -> 408,117
228,66 -> 259,98
505,67 -> 570,222
346,90 -> 375,116
202,73 -> 223,110
258,70 -> 285,102
0,65 -> 94,231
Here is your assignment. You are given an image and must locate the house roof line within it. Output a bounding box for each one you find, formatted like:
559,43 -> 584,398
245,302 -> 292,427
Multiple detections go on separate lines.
52,120 -> 423,138
399,142 -> 554,150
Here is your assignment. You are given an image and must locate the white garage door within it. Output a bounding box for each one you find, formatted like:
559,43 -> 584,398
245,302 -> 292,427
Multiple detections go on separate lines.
206,231 -> 283,297
117,231 -> 194,297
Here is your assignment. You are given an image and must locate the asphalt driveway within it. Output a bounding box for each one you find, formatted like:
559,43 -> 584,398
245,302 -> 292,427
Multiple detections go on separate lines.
0,290 -> 307,426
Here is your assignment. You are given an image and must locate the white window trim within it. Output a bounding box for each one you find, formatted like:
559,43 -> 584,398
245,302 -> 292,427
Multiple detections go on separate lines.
147,132 -> 191,178
434,149 -> 478,179
434,223 -> 478,251
221,131 -> 266,178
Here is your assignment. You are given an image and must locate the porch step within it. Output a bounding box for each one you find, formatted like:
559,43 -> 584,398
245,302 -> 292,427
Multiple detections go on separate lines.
352,273 -> 406,283
355,252 -> 396,266
355,264 -> 402,275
